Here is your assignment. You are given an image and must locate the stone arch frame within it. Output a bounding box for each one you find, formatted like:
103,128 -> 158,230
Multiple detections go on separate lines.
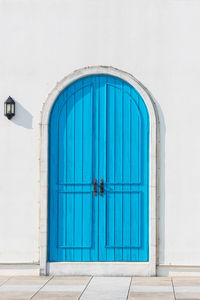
40,66 -> 157,276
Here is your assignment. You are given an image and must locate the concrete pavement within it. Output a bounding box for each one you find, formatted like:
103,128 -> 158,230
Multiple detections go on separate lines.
0,276 -> 200,299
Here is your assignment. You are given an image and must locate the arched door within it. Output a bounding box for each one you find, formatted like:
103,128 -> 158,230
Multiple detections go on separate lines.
48,75 -> 149,262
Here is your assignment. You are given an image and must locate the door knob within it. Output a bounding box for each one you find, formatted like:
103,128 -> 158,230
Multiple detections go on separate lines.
100,179 -> 104,196
93,179 -> 97,196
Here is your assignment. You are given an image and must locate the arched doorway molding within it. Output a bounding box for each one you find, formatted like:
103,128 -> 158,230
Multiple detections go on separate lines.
40,66 -> 157,276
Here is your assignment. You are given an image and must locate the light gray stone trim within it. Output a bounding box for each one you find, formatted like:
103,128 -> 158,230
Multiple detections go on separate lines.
0,264 -> 39,276
157,265 -> 200,277
40,66 -> 157,276
47,262 -> 154,276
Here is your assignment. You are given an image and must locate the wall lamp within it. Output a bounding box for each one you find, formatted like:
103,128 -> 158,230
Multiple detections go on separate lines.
4,96 -> 15,120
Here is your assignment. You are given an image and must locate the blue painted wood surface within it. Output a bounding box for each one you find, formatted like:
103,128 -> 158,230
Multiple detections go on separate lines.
48,75 -> 149,261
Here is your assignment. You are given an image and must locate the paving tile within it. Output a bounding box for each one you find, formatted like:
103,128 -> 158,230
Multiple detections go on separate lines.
32,291 -> 81,300
48,276 -> 91,286
175,293 -> 200,299
0,291 -> 36,300
173,283 -> 200,299
173,277 -> 200,280
5,276 -> 50,285
173,277 -> 200,286
80,276 -> 131,300
131,277 -> 172,286
0,285 -> 41,292
41,284 -> 86,292
174,285 -> 200,299
130,285 -> 173,292
175,287 -> 200,292
0,277 -> 50,300
128,292 -> 175,299
128,277 -> 174,300
32,276 -> 90,300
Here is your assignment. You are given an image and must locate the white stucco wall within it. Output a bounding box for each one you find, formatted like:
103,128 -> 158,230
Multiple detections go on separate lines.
0,0 -> 200,268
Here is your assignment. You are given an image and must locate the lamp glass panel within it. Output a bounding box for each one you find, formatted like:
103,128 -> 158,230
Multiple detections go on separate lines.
6,104 -> 11,113
11,104 -> 15,114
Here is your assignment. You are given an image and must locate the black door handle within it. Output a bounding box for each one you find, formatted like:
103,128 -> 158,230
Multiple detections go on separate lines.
100,179 -> 104,196
93,179 -> 97,196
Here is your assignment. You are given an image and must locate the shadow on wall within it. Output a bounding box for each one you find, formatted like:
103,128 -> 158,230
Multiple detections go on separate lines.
12,101 -> 33,129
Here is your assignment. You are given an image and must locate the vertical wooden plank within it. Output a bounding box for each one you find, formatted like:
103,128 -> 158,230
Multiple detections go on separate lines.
57,90 -> 67,261
130,88 -> 140,261
81,79 -> 84,261
131,90 -> 141,184
82,80 -> 93,260
130,192 -> 140,247
137,93 -> 143,261
114,78 -> 123,260
65,84 -> 75,261
73,79 -> 83,260
90,75 -> 99,261
48,97 -> 60,261
98,76 -> 107,261
105,83 -> 115,261
122,83 -> 131,260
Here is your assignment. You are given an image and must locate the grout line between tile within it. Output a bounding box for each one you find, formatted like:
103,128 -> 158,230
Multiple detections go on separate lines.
171,277 -> 176,300
29,275 -> 54,300
78,276 -> 93,300
126,277 -> 132,300
0,276 -> 14,287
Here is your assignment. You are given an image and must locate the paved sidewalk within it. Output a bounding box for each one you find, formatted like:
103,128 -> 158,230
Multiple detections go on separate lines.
0,276 -> 200,299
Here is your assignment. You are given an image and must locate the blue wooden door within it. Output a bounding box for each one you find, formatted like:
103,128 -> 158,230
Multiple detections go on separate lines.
48,75 -> 149,262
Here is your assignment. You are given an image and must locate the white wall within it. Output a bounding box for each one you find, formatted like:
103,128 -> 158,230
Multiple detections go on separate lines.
0,0 -> 200,266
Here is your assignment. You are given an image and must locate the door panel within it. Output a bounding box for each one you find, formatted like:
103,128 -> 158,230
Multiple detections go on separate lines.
106,192 -> 141,248
48,75 -> 149,262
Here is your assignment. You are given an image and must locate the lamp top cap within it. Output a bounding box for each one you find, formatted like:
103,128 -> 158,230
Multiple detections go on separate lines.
5,96 -> 15,104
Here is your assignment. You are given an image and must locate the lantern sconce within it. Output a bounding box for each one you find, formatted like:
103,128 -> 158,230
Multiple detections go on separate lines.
4,96 -> 15,120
